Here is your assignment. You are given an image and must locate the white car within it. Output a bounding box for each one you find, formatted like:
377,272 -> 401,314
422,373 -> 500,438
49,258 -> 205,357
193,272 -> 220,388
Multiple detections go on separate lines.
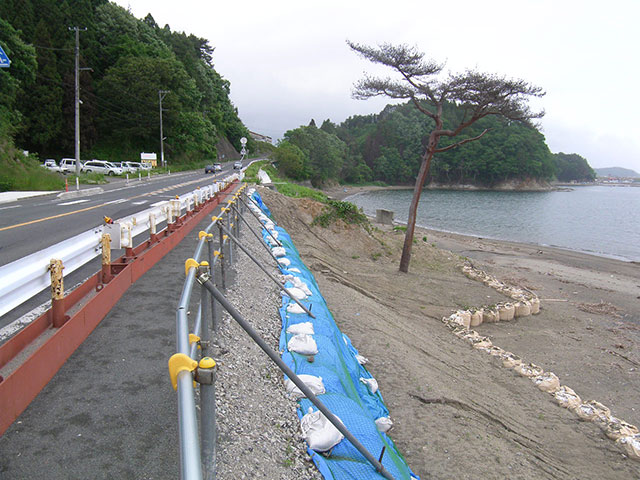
42,159 -> 60,172
120,161 -> 138,174
82,160 -> 123,176
59,158 -> 83,174
139,162 -> 152,171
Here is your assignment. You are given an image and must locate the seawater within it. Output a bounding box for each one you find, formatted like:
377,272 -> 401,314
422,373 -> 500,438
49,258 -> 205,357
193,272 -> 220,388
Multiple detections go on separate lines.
346,186 -> 640,262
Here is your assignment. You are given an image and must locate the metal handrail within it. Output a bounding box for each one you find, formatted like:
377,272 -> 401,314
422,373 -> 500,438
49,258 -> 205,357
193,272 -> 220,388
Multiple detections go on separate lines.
175,185 -> 396,480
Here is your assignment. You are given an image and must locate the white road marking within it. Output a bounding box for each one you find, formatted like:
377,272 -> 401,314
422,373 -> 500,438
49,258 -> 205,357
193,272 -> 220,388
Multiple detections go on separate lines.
58,199 -> 89,206
0,204 -> 21,211
104,199 -> 127,205
150,201 -> 167,207
0,300 -> 51,341
131,200 -> 148,205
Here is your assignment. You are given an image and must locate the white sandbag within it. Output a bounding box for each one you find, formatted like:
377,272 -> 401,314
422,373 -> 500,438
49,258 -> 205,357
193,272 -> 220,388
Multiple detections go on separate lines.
286,302 -> 307,314
573,400 -> 611,422
288,267 -> 301,273
355,354 -> 368,365
553,386 -> 582,409
498,303 -> 515,321
375,417 -> 393,433
605,417 -> 639,441
530,297 -> 541,314
470,309 -> 483,327
286,321 -> 314,335
284,374 -> 325,398
482,309 -> 500,323
514,301 -> 531,318
287,334 -> 318,355
618,434 -> 640,460
286,287 -> 307,300
457,310 -> 472,328
291,277 -> 312,296
514,362 -> 544,378
272,246 -> 286,257
360,377 -> 378,394
500,352 -> 522,368
278,258 -> 291,267
532,372 -> 560,393
472,337 -> 493,350
300,407 -> 344,452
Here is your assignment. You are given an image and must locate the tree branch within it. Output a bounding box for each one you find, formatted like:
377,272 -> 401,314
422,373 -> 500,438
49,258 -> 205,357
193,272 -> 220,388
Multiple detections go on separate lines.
434,129 -> 489,153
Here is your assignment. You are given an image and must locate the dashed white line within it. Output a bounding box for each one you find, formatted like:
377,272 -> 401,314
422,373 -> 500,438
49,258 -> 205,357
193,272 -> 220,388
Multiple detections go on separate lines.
58,199 -> 90,206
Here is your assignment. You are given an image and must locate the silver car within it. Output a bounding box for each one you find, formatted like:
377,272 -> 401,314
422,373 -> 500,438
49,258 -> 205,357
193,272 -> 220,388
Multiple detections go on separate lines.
82,160 -> 123,176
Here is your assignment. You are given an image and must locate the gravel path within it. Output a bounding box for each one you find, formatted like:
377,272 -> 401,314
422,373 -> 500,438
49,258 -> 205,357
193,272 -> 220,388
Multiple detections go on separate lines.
211,209 -> 323,480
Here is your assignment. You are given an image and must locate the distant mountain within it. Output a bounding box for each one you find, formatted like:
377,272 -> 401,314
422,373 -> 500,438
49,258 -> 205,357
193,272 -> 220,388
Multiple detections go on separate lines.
595,167 -> 640,178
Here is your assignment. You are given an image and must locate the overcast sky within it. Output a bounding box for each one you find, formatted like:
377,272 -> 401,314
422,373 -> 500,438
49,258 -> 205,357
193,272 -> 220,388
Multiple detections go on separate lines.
114,0 -> 640,172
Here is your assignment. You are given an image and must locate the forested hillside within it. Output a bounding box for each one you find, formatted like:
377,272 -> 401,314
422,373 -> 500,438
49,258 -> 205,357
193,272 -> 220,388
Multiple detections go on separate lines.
0,0 -> 250,163
276,102 -> 596,187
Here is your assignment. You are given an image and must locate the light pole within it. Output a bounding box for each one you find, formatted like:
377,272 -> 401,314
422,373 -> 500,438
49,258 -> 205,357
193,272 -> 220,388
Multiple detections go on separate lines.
69,26 -> 87,181
159,90 -> 170,168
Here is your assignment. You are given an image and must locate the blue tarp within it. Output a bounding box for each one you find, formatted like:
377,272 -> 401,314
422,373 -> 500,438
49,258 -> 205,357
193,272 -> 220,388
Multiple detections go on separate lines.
251,191 -> 419,480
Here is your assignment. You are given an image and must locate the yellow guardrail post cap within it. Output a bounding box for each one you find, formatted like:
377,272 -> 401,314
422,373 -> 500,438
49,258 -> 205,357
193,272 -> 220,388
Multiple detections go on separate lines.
213,250 -> 221,257
200,261 -> 209,267
168,353 -> 198,391
198,231 -> 213,240
185,258 -> 199,276
211,216 -> 219,222
199,357 -> 216,369
188,333 -> 201,345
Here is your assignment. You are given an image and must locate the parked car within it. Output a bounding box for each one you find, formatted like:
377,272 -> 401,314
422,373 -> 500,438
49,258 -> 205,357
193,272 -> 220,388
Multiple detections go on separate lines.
213,163 -> 222,172
204,165 -> 215,174
139,162 -> 152,171
59,158 -> 83,174
42,159 -> 60,172
81,160 -> 123,176
128,161 -> 144,171
120,161 -> 138,173
233,161 -> 242,170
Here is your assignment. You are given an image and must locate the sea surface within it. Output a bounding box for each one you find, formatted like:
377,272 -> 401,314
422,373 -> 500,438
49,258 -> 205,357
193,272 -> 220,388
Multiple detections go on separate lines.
346,185 -> 640,262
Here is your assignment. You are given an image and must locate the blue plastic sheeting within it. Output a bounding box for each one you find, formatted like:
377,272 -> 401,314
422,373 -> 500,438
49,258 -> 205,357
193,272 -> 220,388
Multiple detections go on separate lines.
251,191 -> 419,480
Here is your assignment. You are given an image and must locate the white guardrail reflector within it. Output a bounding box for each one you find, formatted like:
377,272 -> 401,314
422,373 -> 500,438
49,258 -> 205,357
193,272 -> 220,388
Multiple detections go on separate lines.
0,175 -> 240,319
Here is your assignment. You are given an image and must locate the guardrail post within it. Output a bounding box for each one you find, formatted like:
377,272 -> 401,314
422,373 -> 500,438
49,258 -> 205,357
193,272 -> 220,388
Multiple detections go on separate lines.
149,213 -> 158,243
206,238 -> 222,340
101,233 -> 113,284
49,259 -> 68,328
217,221 -> 226,291
225,208 -> 234,266
196,357 -> 217,480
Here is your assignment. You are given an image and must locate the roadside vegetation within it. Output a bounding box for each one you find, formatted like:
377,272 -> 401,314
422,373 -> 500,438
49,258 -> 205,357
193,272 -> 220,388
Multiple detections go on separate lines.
0,139 -> 64,192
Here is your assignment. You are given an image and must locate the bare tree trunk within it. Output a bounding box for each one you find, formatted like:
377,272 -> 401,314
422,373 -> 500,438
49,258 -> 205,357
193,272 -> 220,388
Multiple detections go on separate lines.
399,140 -> 437,273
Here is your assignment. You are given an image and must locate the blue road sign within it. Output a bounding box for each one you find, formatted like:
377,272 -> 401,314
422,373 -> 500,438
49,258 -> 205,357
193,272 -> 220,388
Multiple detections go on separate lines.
0,45 -> 11,68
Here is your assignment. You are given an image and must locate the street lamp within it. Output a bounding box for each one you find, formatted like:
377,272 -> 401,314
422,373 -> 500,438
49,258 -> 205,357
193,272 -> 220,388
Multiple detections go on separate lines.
159,90 -> 170,168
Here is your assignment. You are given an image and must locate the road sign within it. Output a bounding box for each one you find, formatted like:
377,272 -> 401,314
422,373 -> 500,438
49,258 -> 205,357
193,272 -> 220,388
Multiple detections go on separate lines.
240,137 -> 247,145
0,45 -> 10,68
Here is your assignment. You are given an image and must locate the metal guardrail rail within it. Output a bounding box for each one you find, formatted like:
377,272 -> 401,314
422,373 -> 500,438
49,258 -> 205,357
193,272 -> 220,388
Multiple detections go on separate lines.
173,187 -> 395,480
0,174 -> 240,320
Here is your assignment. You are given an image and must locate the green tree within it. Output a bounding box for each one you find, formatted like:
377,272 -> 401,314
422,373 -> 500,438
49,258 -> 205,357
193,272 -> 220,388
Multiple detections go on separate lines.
349,41 -> 544,272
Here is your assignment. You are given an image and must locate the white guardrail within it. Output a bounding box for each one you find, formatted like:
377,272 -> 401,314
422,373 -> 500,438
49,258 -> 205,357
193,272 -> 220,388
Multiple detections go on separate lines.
0,173 -> 242,319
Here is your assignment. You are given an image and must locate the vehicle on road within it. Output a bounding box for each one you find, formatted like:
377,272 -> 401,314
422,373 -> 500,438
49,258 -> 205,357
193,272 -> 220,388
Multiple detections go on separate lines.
120,161 -> 138,174
59,158 -> 83,174
233,161 -> 242,170
204,165 -> 215,174
213,163 -> 222,172
42,159 -> 60,172
81,160 -> 123,176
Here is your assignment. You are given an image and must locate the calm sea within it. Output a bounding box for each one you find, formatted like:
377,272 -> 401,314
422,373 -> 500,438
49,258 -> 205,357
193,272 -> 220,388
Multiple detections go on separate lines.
346,186 -> 640,262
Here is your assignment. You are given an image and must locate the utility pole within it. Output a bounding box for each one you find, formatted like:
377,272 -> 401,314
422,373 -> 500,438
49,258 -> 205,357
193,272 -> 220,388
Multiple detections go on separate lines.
69,26 -> 87,181
159,90 -> 170,168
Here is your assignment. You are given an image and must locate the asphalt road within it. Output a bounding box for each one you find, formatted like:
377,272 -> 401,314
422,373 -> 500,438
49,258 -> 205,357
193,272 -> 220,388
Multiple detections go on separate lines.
0,162 -> 247,267
0,160 -> 252,329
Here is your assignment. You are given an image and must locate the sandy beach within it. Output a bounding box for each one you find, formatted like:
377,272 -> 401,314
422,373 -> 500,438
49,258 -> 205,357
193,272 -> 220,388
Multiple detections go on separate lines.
259,186 -> 640,479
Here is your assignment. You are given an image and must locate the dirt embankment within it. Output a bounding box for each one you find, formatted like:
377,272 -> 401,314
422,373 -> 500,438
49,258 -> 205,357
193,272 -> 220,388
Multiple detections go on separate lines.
258,187 -> 640,480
